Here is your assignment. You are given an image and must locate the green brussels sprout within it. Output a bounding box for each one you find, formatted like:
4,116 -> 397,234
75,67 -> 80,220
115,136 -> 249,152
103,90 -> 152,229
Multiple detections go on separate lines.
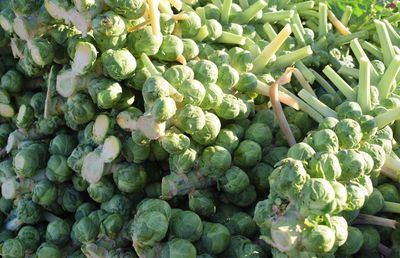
179,79 -> 206,106
189,190 -> 216,217
100,213 -> 124,239
214,128 -> 240,153
11,0 -> 42,16
1,70 -> 22,94
59,185 -> 83,212
219,166 -> 249,194
101,49 -> 136,81
307,129 -> 339,153
136,198 -> 171,220
174,104 -> 206,135
113,163 -> 147,193
36,242 -> 62,258
360,143 -> 385,172
72,217 -> 99,244
122,137 -> 150,164
217,64 -> 240,90
330,216 -> 348,247
337,149 -> 366,181
1,238 -> 25,258
320,93 -> 340,109
161,128 -> 190,155
223,235 -> 264,258
199,222 -> 231,255
287,143 -> 315,161
331,181 -> 348,213
334,118 -> 362,149
302,224 -> 335,253
244,123 -> 272,147
169,147 -> 197,174
274,123 -> 301,146
214,94 -> 241,120
199,146 -> 231,178
164,65 -> 194,88
377,183 -> 400,202
225,184 -> 257,207
15,104 -> 34,129
335,101 -> 363,120
101,194 -> 132,215
318,117 -> 339,130
299,177 -> 336,216
269,158 -> 308,200
0,8 -> 16,34
142,75 -> 182,106
359,115 -> 378,140
151,97 -> 177,122
45,219 -> 70,245
148,140 -> 169,162
32,180 -> 57,206
230,49 -> 253,72
156,35 -> 184,62
223,212 -> 257,238
200,83 -> 223,111
87,177 -> 115,203
17,226 -> 40,253
161,238 -> 196,258
46,155 -> 73,183
235,72 -> 257,93
180,12 -> 202,38
345,182 -> 367,211
67,144 -> 94,173
248,162 -> 272,192
127,26 -> 162,56
13,144 -> 46,178
233,140 -> 262,168
70,42 -> 98,75
361,188 -> 384,215
49,134 -> 77,156
192,112 -> 221,145
205,19 -> 222,41
17,47 -> 45,77
92,11 -> 127,52
104,0 -> 146,19
193,60 -> 218,84
308,152 -> 342,180
28,37 -> 55,67
159,13 -> 175,35
208,50 -> 229,67
337,226 -> 364,256
16,199 -> 41,225
170,210 -> 203,242
64,93 -> 96,126
358,225 -> 380,252
130,211 -> 169,246
75,203 -> 97,222
182,39 -> 199,60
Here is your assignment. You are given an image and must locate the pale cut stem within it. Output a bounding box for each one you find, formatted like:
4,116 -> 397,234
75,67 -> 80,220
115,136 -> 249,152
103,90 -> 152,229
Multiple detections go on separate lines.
148,0 -> 161,36
159,0 -> 173,14
318,2 -> 328,38
340,6 -> 352,26
361,41 -> 384,60
298,89 -> 337,118
383,201 -> 400,214
261,10 -> 294,23
378,55 -> 400,101
374,106 -> 400,129
216,32 -> 246,45
252,24 -> 292,74
349,38 -> 379,85
354,214 -> 399,229
255,80 -> 300,110
262,23 -> 277,42
292,10 -> 306,34
328,10 -> 350,35
290,1 -> 315,10
291,68 -> 316,97
171,13 -> 189,21
297,9 -> 319,19
375,20 -> 395,66
238,0 -> 248,8
323,66 -> 357,101
168,0 -> 182,10
381,165 -> 400,182
141,53 -> 160,76
338,66 -> 359,79
383,151 -> 400,173
127,20 -> 151,33
273,45 -> 313,70
335,30 -> 369,45
221,0 -> 232,24
310,69 -> 338,96
193,25 -> 209,42
291,24 -> 306,46
295,61 -> 315,84
176,54 -> 186,65
233,0 -> 267,24
358,58 -> 371,113
383,19 -> 400,46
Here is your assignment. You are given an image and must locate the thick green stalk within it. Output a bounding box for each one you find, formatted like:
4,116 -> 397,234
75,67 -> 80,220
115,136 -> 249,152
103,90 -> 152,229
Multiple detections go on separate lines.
290,1 -> 315,11
378,55 -> 400,101
263,23 -> 277,41
261,10 -> 294,23
318,2 -> 328,38
297,9 -> 319,19
141,53 -> 160,76
216,31 -> 246,45
335,30 -> 369,45
305,19 -> 318,32
272,45 -> 313,70
298,89 -> 337,118
349,39 -> 379,85
291,10 -> 306,34
361,41 -> 384,60
221,0 -> 232,24
340,5 -> 352,26
252,24 -> 292,74
383,202 -> 400,214
292,24 -> 306,46
338,66 -> 359,79
374,106 -> 400,129
310,69 -> 338,96
211,0 -> 222,8
238,0 -> 248,9
375,20 -> 395,66
357,58 -> 371,113
295,61 -> 315,83
193,25 -> 209,42
323,66 -> 357,101
382,19 -> 400,46
232,0 -> 267,24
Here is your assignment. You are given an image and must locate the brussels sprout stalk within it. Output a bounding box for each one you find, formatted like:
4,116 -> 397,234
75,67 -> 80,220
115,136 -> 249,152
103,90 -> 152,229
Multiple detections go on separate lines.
255,80 -> 300,110
374,20 -> 395,66
340,5 -> 353,26
262,23 -> 277,41
272,45 -> 313,70
216,32 -> 246,45
338,66 -> 359,79
148,0 -> 162,37
292,24 -> 306,46
310,69 -> 338,96
354,214 -> 399,229
261,10 -> 294,23
141,53 -> 161,76
292,11 -> 306,35
168,0 -> 183,10
357,58 -> 371,113
252,24 -> 292,74
127,20 -> 151,33
298,89 -> 337,118
290,1 -> 315,10
374,106 -> 400,129
361,41 -> 384,60
327,10 -> 350,35
221,0 -> 232,24
44,66 -> 58,119
382,19 -> 400,46
323,66 -> 357,101
232,0 -> 267,24
295,61 -> 315,83
382,201 -> 400,214
318,3 -> 328,38
349,39 -> 379,85
377,55 -> 400,100
335,30 -> 369,45
378,243 -> 392,257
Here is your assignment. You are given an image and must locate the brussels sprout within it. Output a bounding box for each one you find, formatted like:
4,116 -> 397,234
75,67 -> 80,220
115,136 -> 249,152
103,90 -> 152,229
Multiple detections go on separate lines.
214,94 -> 241,120
269,211 -> 301,253
170,210 -> 203,242
223,235 -> 264,258
156,35 -> 184,62
337,149 -> 366,181
214,128 -> 240,153
308,152 -> 342,180
160,238 -> 196,258
104,0 -> 145,19
330,216 -> 348,247
377,183 -> 400,202
337,226 -> 363,256
178,79 -> 206,106
345,182 -> 367,211
233,140 -> 262,168
64,93 -> 96,126
189,190 -> 216,217
49,134 -> 77,156
13,146 -> 44,178
219,166 -> 250,194
174,104 -> 206,135
225,184 -> 257,207
217,64 -> 240,90
0,8 -> 16,34
151,97 -> 177,122
199,146 -> 232,178
307,129 -> 339,153
275,123 -> 302,147
113,163 -> 147,193
67,144 -> 94,173
244,123 -> 272,147
16,199 -> 41,225
32,180 -> 58,206
192,112 -> 221,145
28,37 -> 55,67
127,26 -> 162,56
75,203 -> 97,222
331,181 -> 348,213
122,137 -> 150,164
16,225 -> 40,253
335,101 -> 363,120
59,185 -> 83,212
164,65 -> 194,88
130,211 -> 169,247
101,49 -> 136,81
100,194 -> 132,215
230,49 -> 253,72
1,238 -> 25,258
182,39 -> 199,60
223,211 -> 257,238
142,75 -> 182,106
169,147 -> 197,174
45,219 -> 71,245
361,188 -> 384,215
359,115 -> 378,140
71,42 -> 98,75
161,128 -> 190,155
199,222 -> 231,255
302,224 -> 335,253
46,155 -> 73,183
193,60 -> 218,84
360,143 -> 385,172
72,217 -> 99,244
334,118 -> 362,149
200,83 -> 223,111
87,177 -> 115,203
100,213 -> 124,239
1,70 -> 22,94
180,12 -> 202,38
358,225 -> 380,252
92,11 -> 127,52
15,104 -> 34,129
287,143 -> 315,161
299,178 -> 335,215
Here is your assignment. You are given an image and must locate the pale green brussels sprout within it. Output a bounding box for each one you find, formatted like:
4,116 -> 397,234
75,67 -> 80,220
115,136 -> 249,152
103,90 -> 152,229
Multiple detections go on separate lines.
302,224 -> 336,253
334,118 -> 362,149
182,39 -> 199,61
189,190 -> 216,217
29,92 -> 45,117
67,144 -> 94,173
360,143 -> 385,171
199,145 -> 232,178
361,188 -> 384,215
46,155 -> 73,183
17,226 -> 40,253
199,222 -> 231,255
178,79 -> 206,106
331,181 -> 347,213
170,210 -> 203,242
180,11 -> 202,38
174,104 -> 206,134
59,185 -> 83,212
15,104 -> 34,129
253,108 -> 279,131
358,225 -> 380,252
101,48 -> 136,81
217,64 -> 240,90
205,19 -> 222,41
203,3 -> 221,20
244,123 -> 272,147
49,134 -> 77,156
64,93 -> 96,126
192,112 -> 221,145
100,213 -> 124,239
0,8 -> 15,34
287,143 -> 315,162
193,60 -> 218,84
200,83 -> 223,111
230,49 -> 253,72
45,219 -> 70,245
122,137 -> 150,164
215,94 -> 241,120
299,178 -> 335,215
330,216 -> 348,247
36,242 -> 62,258
345,182 -> 367,210
113,163 -> 147,193
32,180 -> 57,206
377,183 -> 400,202
337,149 -> 366,181
130,211 -> 169,247
104,0 -> 146,19
163,65 -> 194,88
233,140 -> 262,168
72,217 -> 99,244
67,34 -> 96,59
50,24 -> 81,47
161,238 -> 196,258
127,26 -> 162,56
335,101 -> 363,120
1,70 -> 22,94
142,75 -> 181,106
1,238 -> 25,258
219,166 -> 249,194
92,11 -> 127,52
208,50 -> 230,67
16,199 -> 41,225
359,115 -> 378,140
269,211 -> 301,253
17,47 -> 45,77
307,129 -> 339,153
359,151 -> 374,176
308,152 -> 342,180
159,13 -> 175,35
161,128 -> 190,155
13,144 -> 47,178
269,158 -> 308,199
87,177 -> 115,203
225,184 -> 257,207
88,78 -> 123,109
169,147 -> 197,174
156,35 -> 184,62
337,226 -> 363,256
70,42 -> 98,75
214,128 -> 240,153
275,124 -> 302,146
28,37 -> 55,67
235,96 -> 254,121
235,72 -> 257,93
151,97 -> 177,122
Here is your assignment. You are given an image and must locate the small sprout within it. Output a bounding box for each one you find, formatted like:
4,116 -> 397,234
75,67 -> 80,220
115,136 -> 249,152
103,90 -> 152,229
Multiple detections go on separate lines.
101,48 -> 136,81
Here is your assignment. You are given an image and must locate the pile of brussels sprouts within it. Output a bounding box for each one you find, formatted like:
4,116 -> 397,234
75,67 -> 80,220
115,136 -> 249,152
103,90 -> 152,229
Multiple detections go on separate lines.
1,0 -> 400,257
